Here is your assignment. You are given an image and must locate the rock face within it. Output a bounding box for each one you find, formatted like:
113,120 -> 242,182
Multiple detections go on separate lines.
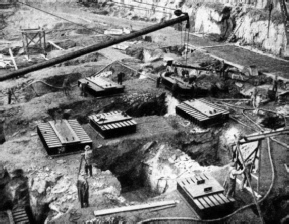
235,10 -> 287,56
195,4 -> 233,38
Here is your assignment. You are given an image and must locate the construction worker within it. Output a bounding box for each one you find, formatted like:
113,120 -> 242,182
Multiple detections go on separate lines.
62,77 -> 71,96
240,160 -> 254,191
219,60 -> 225,78
7,88 -> 12,104
80,82 -> 89,97
77,176 -> 89,208
223,161 -> 245,198
156,75 -> 161,88
83,145 -> 93,177
250,92 -> 255,107
117,72 -> 125,85
272,75 -> 278,92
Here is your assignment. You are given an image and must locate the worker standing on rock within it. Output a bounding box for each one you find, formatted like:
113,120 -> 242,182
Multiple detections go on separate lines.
77,176 -> 89,208
223,161 -> 245,198
7,88 -> 12,104
80,82 -> 89,97
117,72 -> 125,85
83,145 -> 93,177
62,77 -> 71,96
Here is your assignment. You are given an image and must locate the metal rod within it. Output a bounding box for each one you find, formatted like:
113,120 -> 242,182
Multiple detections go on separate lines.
0,14 -> 189,81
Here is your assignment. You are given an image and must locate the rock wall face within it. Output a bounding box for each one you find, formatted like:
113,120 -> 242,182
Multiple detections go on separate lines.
235,10 -> 287,55
194,4 -> 233,37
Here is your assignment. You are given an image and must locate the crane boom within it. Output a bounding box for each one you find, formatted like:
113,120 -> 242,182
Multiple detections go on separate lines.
0,14 -> 189,81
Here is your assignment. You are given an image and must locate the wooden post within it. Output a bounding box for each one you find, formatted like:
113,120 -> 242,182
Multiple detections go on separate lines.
257,140 -> 261,193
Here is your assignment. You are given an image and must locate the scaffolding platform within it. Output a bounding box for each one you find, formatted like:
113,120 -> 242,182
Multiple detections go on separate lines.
177,174 -> 235,219
37,119 -> 92,156
176,98 -> 229,127
89,111 -> 137,138
78,76 -> 124,97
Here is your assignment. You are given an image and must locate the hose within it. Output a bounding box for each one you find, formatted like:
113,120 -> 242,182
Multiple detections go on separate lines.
139,108 -> 277,224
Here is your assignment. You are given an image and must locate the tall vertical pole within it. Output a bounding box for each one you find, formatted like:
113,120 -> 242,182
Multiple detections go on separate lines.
257,140 -> 261,193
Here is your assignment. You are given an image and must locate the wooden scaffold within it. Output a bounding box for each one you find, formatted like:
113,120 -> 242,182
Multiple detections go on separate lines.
20,27 -> 47,60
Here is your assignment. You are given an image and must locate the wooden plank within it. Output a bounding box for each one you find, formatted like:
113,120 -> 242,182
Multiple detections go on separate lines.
13,213 -> 27,218
103,124 -> 111,130
197,198 -> 210,208
212,194 -> 225,205
130,120 -> 137,125
107,124 -> 114,129
110,123 -> 118,129
218,193 -> 230,203
48,40 -> 64,50
202,196 -> 215,207
114,122 -> 122,128
9,48 -> 18,70
117,122 -> 124,127
193,199 -> 205,210
207,195 -> 220,206
93,200 -> 178,216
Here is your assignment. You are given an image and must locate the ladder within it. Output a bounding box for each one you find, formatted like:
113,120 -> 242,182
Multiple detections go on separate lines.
226,17 -> 245,43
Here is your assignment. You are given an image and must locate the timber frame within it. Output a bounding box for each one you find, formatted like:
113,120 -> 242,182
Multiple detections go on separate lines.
20,27 -> 47,60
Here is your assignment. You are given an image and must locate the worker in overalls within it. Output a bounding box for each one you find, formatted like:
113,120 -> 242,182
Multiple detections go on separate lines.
83,145 -> 93,177
77,176 -> 89,208
224,161 -> 245,198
